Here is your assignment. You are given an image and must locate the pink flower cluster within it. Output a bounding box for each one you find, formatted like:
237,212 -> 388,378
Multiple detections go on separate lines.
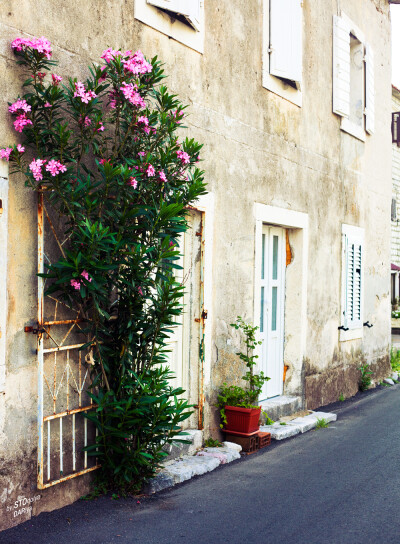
14,114 -> 32,133
137,116 -> 150,134
100,48 -> 152,75
45,159 -> 67,177
9,99 -> 33,133
0,148 -> 12,161
52,74 -> 63,85
122,50 -> 152,75
128,177 -> 138,189
177,150 -> 190,164
9,99 -> 31,114
11,36 -> 52,59
97,122 -> 105,132
70,270 -> 92,291
120,83 -> 146,109
29,158 -> 46,181
100,48 -> 124,63
159,170 -> 167,183
0,144 -> 25,161
73,81 -> 97,104
79,115 -> 92,128
146,164 -> 155,177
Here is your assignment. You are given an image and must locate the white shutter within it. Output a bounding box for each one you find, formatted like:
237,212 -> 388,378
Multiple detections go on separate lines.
269,0 -> 302,84
365,44 -> 375,134
185,0 -> 201,32
333,15 -> 350,118
343,232 -> 363,329
147,0 -> 201,31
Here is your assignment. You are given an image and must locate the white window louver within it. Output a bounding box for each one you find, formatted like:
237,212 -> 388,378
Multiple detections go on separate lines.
343,231 -> 363,330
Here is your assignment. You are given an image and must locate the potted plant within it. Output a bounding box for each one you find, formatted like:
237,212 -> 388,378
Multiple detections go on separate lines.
217,317 -> 270,434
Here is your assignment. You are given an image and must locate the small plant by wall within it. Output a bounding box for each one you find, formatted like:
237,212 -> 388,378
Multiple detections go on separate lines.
2,37 -> 206,493
359,363 -> 373,392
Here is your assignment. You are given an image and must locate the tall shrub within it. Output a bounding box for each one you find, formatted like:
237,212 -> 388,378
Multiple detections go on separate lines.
2,37 -> 206,492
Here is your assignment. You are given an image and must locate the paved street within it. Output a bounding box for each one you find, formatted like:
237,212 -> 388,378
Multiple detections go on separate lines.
2,385 -> 400,544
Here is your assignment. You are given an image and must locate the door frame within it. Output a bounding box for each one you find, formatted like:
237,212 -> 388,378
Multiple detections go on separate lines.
253,203 -> 309,399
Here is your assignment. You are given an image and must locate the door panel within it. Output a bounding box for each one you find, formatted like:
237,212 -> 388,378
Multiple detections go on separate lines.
259,226 -> 285,399
165,209 -> 203,428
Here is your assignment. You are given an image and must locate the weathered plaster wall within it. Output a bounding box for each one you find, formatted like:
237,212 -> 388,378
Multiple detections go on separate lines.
0,0 -> 392,529
391,91 -> 400,267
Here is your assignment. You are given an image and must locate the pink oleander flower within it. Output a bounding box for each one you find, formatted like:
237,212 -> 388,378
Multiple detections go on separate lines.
70,279 -> 81,290
37,72 -> 46,82
45,159 -> 67,177
97,122 -> 104,132
99,158 -> 106,165
100,48 -> 122,63
9,99 -> 31,114
137,116 -> 149,126
81,270 -> 92,282
44,102 -> 52,108
29,158 -> 46,181
128,177 -> 138,189
138,286 -> 143,296
0,148 -> 13,161
11,36 -> 52,59
122,50 -> 152,75
120,82 -> 146,109
52,73 -> 63,85
138,151 -> 146,158
17,144 -> 25,153
146,164 -> 155,177
73,81 -> 97,104
84,117 -> 92,127
143,127 -> 150,135
177,150 -> 190,164
14,113 -> 33,133
159,170 -> 167,183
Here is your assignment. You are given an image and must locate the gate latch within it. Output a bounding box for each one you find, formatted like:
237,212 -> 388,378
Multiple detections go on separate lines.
24,326 -> 46,334
201,309 -> 208,320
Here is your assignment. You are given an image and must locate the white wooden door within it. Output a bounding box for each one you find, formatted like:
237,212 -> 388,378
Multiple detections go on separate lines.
164,210 -> 203,428
259,225 -> 286,399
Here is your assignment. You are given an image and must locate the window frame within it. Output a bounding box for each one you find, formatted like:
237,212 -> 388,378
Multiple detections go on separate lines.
262,0 -> 302,107
340,224 -> 364,342
333,13 -> 374,142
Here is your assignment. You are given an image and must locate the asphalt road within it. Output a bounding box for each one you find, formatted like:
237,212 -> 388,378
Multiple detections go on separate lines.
2,385 -> 400,544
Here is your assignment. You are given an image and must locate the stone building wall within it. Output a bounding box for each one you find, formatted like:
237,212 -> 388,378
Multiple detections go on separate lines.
0,0 -> 393,530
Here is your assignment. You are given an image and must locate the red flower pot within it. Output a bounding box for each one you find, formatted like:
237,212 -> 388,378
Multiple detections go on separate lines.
224,405 -> 261,434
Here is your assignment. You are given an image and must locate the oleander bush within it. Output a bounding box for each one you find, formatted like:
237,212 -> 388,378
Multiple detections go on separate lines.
2,37 -> 206,492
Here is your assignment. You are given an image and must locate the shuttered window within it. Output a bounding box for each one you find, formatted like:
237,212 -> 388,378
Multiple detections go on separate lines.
332,14 -> 374,138
147,0 -> 201,31
342,225 -> 364,332
269,0 -> 302,86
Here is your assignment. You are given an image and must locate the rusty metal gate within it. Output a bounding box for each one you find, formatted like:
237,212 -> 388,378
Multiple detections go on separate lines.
33,191 -> 99,489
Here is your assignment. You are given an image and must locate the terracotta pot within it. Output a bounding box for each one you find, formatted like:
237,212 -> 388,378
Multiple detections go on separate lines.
224,405 -> 261,434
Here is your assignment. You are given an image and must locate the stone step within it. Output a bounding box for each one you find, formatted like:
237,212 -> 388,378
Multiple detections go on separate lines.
145,442 -> 242,494
163,429 -> 203,461
260,411 -> 337,440
259,395 -> 302,421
